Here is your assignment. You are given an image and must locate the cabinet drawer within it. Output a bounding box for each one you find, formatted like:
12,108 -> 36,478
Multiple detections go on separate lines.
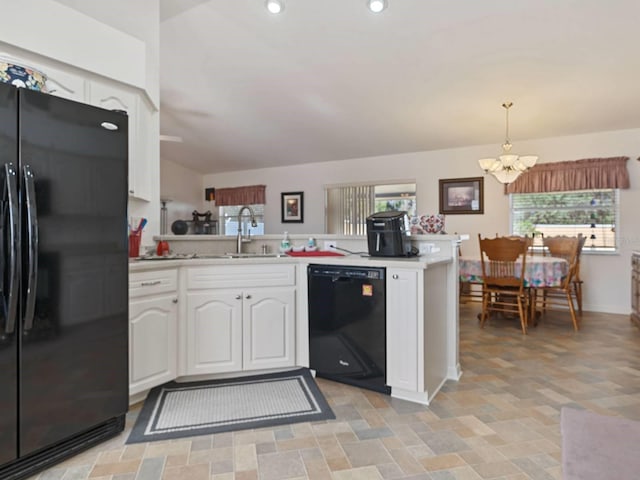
129,269 -> 178,298
187,264 -> 295,290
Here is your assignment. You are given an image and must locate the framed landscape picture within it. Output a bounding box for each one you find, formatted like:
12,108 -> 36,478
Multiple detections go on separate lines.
439,177 -> 484,215
281,191 -> 304,223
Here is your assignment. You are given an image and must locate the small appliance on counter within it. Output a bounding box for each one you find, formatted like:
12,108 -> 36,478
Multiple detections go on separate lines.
189,210 -> 216,234
170,212 -> 218,235
366,210 -> 414,257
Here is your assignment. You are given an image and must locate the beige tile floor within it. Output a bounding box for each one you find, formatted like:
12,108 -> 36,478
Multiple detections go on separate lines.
28,305 -> 640,480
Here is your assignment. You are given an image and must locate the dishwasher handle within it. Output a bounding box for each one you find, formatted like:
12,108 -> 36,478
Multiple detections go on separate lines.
331,276 -> 353,283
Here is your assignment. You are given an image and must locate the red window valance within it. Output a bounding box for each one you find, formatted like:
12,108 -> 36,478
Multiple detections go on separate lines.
505,157 -> 630,194
214,185 -> 266,206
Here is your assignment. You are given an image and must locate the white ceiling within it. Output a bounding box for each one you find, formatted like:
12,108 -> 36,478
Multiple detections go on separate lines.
159,0 -> 640,174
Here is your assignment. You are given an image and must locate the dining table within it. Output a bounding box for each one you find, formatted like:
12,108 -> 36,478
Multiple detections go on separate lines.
459,255 -> 569,288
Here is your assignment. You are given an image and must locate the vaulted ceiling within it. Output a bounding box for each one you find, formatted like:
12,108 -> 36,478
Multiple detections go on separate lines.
159,0 -> 640,174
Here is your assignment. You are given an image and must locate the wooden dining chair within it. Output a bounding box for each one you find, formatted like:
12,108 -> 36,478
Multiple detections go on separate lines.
535,235 -> 582,331
478,234 -> 530,334
572,234 -> 587,314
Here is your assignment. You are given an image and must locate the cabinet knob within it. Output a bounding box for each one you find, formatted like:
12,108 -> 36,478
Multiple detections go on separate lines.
245,294 -> 252,299
172,298 -> 178,304
235,294 -> 242,300
392,274 -> 399,279
129,189 -> 135,194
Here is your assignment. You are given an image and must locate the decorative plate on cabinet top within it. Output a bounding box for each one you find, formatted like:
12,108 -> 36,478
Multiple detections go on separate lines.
0,57 -> 47,91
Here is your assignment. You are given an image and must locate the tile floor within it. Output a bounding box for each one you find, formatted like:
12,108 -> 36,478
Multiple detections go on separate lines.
28,306 -> 640,480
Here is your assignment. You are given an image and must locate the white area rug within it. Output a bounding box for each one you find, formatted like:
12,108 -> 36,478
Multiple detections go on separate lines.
127,369 -> 334,443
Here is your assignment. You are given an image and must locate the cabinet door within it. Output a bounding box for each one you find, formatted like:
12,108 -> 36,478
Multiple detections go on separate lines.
88,81 -> 145,200
186,291 -> 243,374
129,294 -> 177,395
45,66 -> 86,102
632,255 -> 639,322
386,268 -> 419,391
243,288 -> 296,371
133,101 -> 153,201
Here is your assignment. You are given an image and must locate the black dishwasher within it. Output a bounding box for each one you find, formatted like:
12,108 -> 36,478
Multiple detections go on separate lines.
308,264 -> 389,394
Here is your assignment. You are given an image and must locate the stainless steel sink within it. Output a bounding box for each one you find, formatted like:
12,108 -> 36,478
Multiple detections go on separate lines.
194,253 -> 287,259
223,252 -> 288,258
137,253 -> 196,261
138,253 -> 288,261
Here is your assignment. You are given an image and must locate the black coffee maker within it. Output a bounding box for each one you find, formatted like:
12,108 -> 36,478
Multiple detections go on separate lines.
366,211 -> 413,257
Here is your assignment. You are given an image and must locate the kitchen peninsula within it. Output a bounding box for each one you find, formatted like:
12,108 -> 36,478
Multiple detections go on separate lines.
128,234 -> 463,406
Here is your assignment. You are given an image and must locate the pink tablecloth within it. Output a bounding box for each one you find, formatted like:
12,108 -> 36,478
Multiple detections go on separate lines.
459,256 -> 569,288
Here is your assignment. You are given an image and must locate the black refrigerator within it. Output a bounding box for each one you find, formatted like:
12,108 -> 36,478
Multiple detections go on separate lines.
0,82 -> 129,480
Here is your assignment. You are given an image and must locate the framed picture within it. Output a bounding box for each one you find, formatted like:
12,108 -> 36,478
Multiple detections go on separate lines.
439,177 -> 484,215
281,191 -> 304,223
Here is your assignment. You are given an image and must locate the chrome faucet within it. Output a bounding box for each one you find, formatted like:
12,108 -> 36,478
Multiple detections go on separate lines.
236,206 -> 258,253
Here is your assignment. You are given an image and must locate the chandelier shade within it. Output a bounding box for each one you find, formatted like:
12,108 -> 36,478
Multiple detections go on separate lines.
478,102 -> 538,184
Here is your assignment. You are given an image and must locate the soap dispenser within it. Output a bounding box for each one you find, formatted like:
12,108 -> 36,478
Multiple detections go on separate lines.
280,231 -> 291,252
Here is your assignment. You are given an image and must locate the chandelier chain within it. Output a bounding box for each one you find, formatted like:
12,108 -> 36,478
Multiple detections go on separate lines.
502,102 -> 513,148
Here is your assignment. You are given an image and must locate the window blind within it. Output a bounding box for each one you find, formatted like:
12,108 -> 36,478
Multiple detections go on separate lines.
339,185 -> 375,235
511,189 -> 618,250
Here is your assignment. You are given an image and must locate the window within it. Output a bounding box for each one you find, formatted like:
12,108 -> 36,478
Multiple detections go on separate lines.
511,189 -> 618,251
219,204 -> 265,236
325,182 -> 416,235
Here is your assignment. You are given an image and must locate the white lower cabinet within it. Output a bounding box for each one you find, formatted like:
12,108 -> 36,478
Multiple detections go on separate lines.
386,268 -> 419,391
386,264 -> 449,405
129,269 -> 178,396
186,290 -> 243,374
185,265 -> 297,375
243,288 -> 296,370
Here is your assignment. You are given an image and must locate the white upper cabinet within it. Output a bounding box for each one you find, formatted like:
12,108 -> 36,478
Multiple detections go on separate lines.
44,66 -> 87,103
88,80 -> 151,201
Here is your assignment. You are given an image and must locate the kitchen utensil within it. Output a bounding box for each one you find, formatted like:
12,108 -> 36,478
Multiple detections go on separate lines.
128,233 -> 141,258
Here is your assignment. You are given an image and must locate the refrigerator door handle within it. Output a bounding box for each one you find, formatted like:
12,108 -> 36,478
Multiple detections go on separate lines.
23,164 -> 38,331
4,163 -> 19,334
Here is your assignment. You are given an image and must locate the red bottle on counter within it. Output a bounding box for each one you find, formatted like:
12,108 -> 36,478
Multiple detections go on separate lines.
156,240 -> 170,256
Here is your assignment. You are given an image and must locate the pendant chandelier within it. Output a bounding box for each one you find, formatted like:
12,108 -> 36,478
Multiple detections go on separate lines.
478,102 -> 538,184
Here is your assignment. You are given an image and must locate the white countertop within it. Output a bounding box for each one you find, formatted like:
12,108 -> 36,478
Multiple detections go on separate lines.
129,253 -> 452,272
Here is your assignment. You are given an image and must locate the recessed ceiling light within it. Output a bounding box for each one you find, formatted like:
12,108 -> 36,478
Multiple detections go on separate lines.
265,0 -> 284,14
367,0 -> 388,13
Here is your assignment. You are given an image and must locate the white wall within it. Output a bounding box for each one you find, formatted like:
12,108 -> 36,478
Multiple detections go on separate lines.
54,0 -> 160,106
160,158 -> 207,229
4,0 -> 146,92
203,127 -> 640,314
